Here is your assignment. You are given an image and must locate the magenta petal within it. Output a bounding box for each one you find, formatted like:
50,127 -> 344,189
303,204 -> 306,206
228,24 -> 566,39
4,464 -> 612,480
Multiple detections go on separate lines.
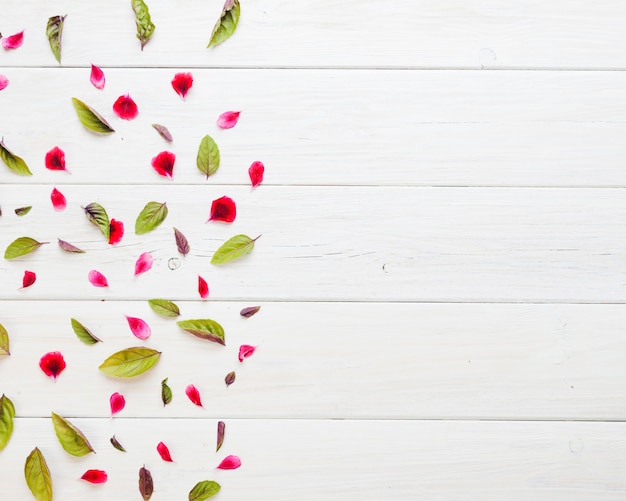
157,441 -> 174,462
0,75 -> 8,91
45,146 -> 66,171
88,270 -> 109,287
208,196 -> 236,223
217,111 -> 241,129
109,392 -> 126,415
185,384 -> 203,407
113,94 -> 138,120
2,31 -> 24,50
39,351 -> 66,381
22,270 -> 36,288
90,64 -> 106,90
108,219 -> 124,245
171,72 -> 193,99
81,470 -> 108,484
51,187 -> 67,211
198,275 -> 209,299
238,344 -> 256,362
248,161 -> 265,189
134,252 -> 153,276
151,151 -> 176,178
126,315 -> 151,340
217,455 -> 241,470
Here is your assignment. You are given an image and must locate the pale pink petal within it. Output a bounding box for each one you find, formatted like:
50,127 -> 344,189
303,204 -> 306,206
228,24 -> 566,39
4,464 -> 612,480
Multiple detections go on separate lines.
2,31 -> 24,50
109,392 -> 126,415
134,252 -> 153,276
238,344 -> 256,362
88,270 -> 109,287
217,111 -> 241,129
216,455 -> 241,470
51,187 -> 67,211
90,64 -> 106,90
0,75 -> 8,91
126,316 -> 151,340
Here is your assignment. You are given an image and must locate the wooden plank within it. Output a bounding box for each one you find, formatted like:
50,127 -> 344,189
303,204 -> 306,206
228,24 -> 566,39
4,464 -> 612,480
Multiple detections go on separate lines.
2,1 -> 626,69
2,301 -> 626,419
3,69 -> 626,187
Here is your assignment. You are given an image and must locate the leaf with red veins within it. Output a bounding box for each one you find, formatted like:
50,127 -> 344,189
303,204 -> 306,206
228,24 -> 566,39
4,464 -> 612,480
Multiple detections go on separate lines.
109,392 -> 125,416
108,219 -> 124,245
248,161 -> 264,189
2,31 -> 24,50
171,72 -> 193,100
51,187 -> 67,211
88,269 -> 109,287
39,351 -> 66,381
216,111 -> 240,129
208,196 -> 236,223
151,151 -> 175,179
90,64 -> 105,90
45,146 -> 66,171
22,270 -> 36,288
0,75 -> 8,91
126,316 -> 151,340
216,455 -> 241,470
185,384 -> 203,407
134,252 -> 153,276
238,344 -> 256,362
81,469 -> 108,484
113,94 -> 138,120
198,275 -> 209,299
156,441 -> 173,462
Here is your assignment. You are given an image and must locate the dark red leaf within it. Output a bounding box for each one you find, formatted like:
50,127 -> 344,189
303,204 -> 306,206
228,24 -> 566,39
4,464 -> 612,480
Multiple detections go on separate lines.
240,306 -> 261,318
109,219 -> 124,245
216,421 -> 225,452
88,269 -> 109,287
173,227 -> 190,256
216,111 -> 240,129
152,123 -> 173,142
185,384 -> 203,407
39,351 -> 66,380
81,469 -> 108,484
216,455 -> 241,470
51,187 -> 67,211
45,146 -> 66,171
2,31 -> 24,50
151,151 -> 175,178
22,270 -> 36,288
110,392 -> 126,415
113,94 -> 138,120
249,161 -> 264,188
238,344 -> 256,363
198,275 -> 209,299
90,64 -> 105,90
157,441 -> 173,462
224,371 -> 236,387
171,72 -> 193,100
139,466 -> 153,501
208,196 -> 236,223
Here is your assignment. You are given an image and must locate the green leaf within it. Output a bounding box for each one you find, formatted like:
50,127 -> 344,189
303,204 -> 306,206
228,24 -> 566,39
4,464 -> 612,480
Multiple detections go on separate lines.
148,298 -> 180,318
0,394 -> 15,451
4,237 -> 47,260
51,412 -> 95,457
0,323 -> 9,356
135,201 -> 168,235
196,135 -> 220,178
15,206 -> 32,216
0,138 -> 32,176
71,318 -> 102,345
71,97 -> 115,134
189,480 -> 221,501
99,347 -> 161,378
24,448 -> 53,501
211,234 -> 259,265
46,15 -> 66,63
110,435 -> 126,452
177,319 -> 225,346
207,0 -> 240,48
83,202 -> 110,239
132,0 -> 155,51
161,378 -> 172,406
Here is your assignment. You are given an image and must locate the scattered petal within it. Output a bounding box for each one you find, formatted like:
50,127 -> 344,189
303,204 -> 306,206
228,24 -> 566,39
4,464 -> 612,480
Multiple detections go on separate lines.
88,269 -> 109,288
198,275 -> 209,299
45,146 -> 66,171
39,351 -> 66,380
51,187 -> 67,211
216,421 -> 225,452
126,316 -> 151,340
156,441 -> 173,462
0,75 -> 8,91
113,94 -> 138,120
151,151 -> 175,178
185,384 -> 203,407
109,219 -> 124,245
22,270 -> 36,288
171,72 -> 193,100
134,252 -> 154,276
173,227 -> 190,256
238,344 -> 256,362
110,392 -> 125,415
208,196 -> 236,223
2,31 -> 24,50
216,455 -> 241,470
224,371 -> 236,387
90,64 -> 106,89
249,161 -> 264,188
81,469 -> 108,484
240,305 -> 261,318
110,435 -> 126,452
216,111 -> 240,129
152,123 -> 173,142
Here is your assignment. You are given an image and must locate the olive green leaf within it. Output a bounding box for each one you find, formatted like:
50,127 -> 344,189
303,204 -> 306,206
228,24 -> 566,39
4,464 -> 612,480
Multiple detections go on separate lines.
51,412 -> 95,457
135,201 -> 168,235
0,323 -> 9,356
132,0 -> 155,51
0,394 -> 15,451
0,137 -> 32,176
4,237 -> 48,260
211,234 -> 260,265
83,202 -> 110,239
24,448 -> 53,501
139,465 -> 154,500
161,377 -> 172,406
46,15 -> 66,63
207,0 -> 240,48
15,206 -> 32,216
110,435 -> 126,452
189,480 -> 221,500
71,318 -> 102,345
196,135 -> 220,178
71,97 -> 115,134
57,238 -> 85,253
99,347 -> 161,378
148,298 -> 180,318
177,319 -> 225,346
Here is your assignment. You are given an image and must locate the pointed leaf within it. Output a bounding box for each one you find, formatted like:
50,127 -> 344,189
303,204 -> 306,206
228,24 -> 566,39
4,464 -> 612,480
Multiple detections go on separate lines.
71,318 -> 101,344
157,441 -> 173,462
240,305 -> 261,318
211,234 -> 259,265
216,111 -> 240,129
185,384 -> 203,407
110,392 -> 126,415
113,94 -> 139,120
224,371 -> 236,387
0,323 -> 9,356
99,347 -> 161,378
196,134 -> 220,178
83,202 -> 110,239
148,298 -> 180,318
177,319 -> 225,345
0,394 -> 15,450
216,455 -> 241,470
161,377 -> 172,406
39,352 -> 66,380
134,252 -> 154,276
189,480 -> 221,500
5,237 -> 47,259
174,227 -> 190,256
152,123 -> 173,142
207,0 -> 240,48
132,0 -> 155,50
15,206 -> 32,216
22,270 -> 37,288
0,138 -> 32,175
24,448 -> 53,501
58,239 -> 85,254
139,466 -> 154,501
51,412 -> 95,456
90,64 -> 105,89
71,97 -> 115,134
216,421 -> 225,452
81,469 -> 108,484
126,316 -> 151,340
88,269 -> 109,287
110,435 -> 126,452
46,15 -> 66,63
135,201 -> 168,235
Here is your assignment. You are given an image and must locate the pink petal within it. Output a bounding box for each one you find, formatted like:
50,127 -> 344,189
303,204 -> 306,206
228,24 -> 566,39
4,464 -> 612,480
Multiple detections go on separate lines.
248,161 -> 264,189
88,270 -> 109,288
216,111 -> 241,129
134,252 -> 154,276
208,196 -> 236,223
22,270 -> 36,288
171,72 -> 193,100
157,441 -> 174,462
151,151 -> 176,179
45,146 -> 66,171
198,275 -> 209,299
126,315 -> 151,340
216,455 -> 241,470
90,64 -> 106,90
238,344 -> 256,363
109,392 -> 126,416
51,187 -> 67,211
109,219 -> 124,245
112,94 -> 138,120
0,74 -> 8,91
81,470 -> 108,484
2,31 -> 24,50
185,384 -> 203,407
39,351 -> 66,381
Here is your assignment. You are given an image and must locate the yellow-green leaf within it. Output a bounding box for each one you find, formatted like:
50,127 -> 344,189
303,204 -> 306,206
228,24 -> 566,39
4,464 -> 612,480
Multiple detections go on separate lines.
148,298 -> 180,318
0,323 -> 9,356
196,135 -> 220,178
0,138 -> 32,176
46,15 -> 66,63
15,206 -> 32,216
211,234 -> 259,265
99,347 -> 161,378
83,202 -> 110,239
207,0 -> 240,48
161,378 -> 172,406
51,412 -> 95,457
132,0 -> 155,50
4,237 -> 47,260
0,394 -> 15,451
71,97 -> 115,134
177,319 -> 225,346
135,201 -> 168,235
189,480 -> 221,501
24,448 -> 53,501
71,318 -> 101,345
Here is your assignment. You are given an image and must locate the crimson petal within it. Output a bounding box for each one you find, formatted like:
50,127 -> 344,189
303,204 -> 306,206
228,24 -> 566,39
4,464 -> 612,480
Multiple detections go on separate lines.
112,94 -> 138,120
216,455 -> 241,470
39,351 -> 66,381
88,270 -> 109,287
51,187 -> 67,211
198,275 -> 209,299
90,64 -> 106,90
0,74 -> 8,91
171,72 -> 193,100
110,392 -> 126,415
2,31 -> 24,50
185,384 -> 203,407
134,252 -> 153,276
22,270 -> 36,288
216,111 -> 240,129
151,151 -> 175,178
157,441 -> 174,462
126,315 -> 151,340
249,161 -> 264,189
208,196 -> 236,223
81,469 -> 108,484
238,344 -> 256,362
45,146 -> 66,171
109,219 -> 124,245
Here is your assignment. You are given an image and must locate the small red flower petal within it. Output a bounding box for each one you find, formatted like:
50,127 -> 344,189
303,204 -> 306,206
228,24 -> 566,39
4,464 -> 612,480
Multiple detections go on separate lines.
216,455 -> 241,470
2,31 -> 24,50
51,187 -> 67,211
171,72 -> 193,100
249,161 -> 264,189
110,392 -> 126,416
126,316 -> 151,340
108,219 -> 124,245
81,470 -> 108,484
216,111 -> 241,129
39,351 -> 66,381
134,252 -> 153,276
88,270 -> 109,288
198,275 -> 209,299
0,74 -> 8,91
112,94 -> 138,120
208,196 -> 236,223
22,270 -> 36,288
151,151 -> 176,179
185,384 -> 203,407
45,146 -> 66,171
90,64 -> 106,90
238,344 -> 256,363
157,441 -> 174,462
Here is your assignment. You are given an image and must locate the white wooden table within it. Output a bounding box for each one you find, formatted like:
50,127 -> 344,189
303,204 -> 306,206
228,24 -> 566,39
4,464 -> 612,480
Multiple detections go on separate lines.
2,1 -> 626,499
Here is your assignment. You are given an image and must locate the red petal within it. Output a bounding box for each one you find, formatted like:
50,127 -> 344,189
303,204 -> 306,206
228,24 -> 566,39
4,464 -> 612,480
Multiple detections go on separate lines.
185,384 -> 203,407
208,196 -> 236,223
248,161 -> 265,189
216,455 -> 241,470
151,151 -> 176,179
0,74 -> 8,91
51,187 -> 67,211
198,275 -> 209,299
81,470 -> 108,484
88,270 -> 109,287
90,64 -> 106,90
39,351 -> 66,381
238,344 -> 256,363
216,111 -> 241,129
157,441 -> 174,462
126,316 -> 151,340
2,31 -> 24,50
45,146 -> 66,171
108,219 -> 124,245
22,270 -> 36,288
112,94 -> 138,120
110,392 -> 126,415
134,252 -> 154,276
171,72 -> 193,100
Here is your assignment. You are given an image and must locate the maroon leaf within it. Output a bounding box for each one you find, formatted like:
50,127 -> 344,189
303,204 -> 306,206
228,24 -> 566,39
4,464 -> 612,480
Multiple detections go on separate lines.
185,384 -> 203,407
249,161 -> 264,188
21,270 -> 36,288
216,455 -> 241,470
208,196 -> 236,223
171,72 -> 193,100
126,316 -> 151,340
216,421 -> 225,452
134,252 -> 154,276
198,275 -> 209,299
224,371 -> 236,387
139,466 -> 153,501
2,31 -> 24,50
174,227 -> 190,256
216,111 -> 240,129
39,351 -> 66,381
240,305 -> 261,318
156,441 -> 173,462
88,269 -> 109,287
108,219 -> 124,245
238,344 -> 256,362
152,124 -> 173,142
113,94 -> 138,120
151,151 -> 175,178
45,146 -> 66,171
110,435 -> 126,452
51,187 -> 66,211
109,392 -> 125,415
58,238 -> 85,253
81,469 -> 108,484
90,64 -> 105,89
